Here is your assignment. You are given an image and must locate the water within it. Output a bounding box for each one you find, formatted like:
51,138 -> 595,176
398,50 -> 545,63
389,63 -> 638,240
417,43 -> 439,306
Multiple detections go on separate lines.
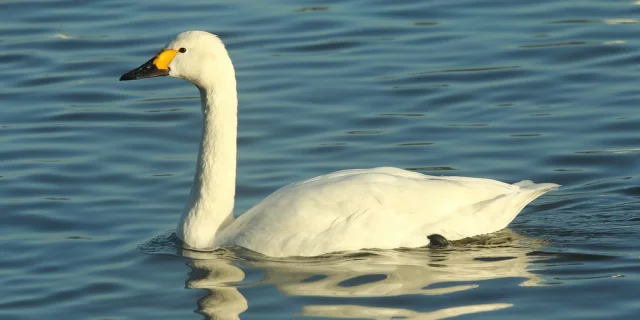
1,0 -> 639,319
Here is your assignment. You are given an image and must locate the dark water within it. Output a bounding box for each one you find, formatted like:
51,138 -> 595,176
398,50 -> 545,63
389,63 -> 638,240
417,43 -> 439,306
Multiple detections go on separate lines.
2,0 -> 640,319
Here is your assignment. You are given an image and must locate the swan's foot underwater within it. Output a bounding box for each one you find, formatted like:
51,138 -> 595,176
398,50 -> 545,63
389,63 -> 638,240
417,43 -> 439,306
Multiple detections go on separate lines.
427,234 -> 449,248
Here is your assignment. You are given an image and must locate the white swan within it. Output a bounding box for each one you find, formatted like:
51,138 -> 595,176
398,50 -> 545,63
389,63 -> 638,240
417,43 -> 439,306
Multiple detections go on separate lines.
120,30 -> 558,258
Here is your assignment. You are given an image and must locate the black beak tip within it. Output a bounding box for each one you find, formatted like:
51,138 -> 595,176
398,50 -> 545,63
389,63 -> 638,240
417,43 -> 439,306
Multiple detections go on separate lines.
119,73 -> 134,81
119,63 -> 169,82
120,57 -> 163,82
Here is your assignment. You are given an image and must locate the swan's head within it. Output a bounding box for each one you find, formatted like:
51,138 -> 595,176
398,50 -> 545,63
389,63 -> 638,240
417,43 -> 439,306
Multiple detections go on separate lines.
120,30 -> 235,89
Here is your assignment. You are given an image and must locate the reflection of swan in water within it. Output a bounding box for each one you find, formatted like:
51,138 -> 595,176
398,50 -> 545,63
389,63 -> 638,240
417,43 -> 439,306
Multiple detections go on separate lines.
180,230 -> 545,319
185,253 -> 247,320
300,304 -> 512,319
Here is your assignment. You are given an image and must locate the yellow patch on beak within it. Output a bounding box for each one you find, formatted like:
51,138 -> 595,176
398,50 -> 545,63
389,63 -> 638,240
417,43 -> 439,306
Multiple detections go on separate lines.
153,49 -> 179,70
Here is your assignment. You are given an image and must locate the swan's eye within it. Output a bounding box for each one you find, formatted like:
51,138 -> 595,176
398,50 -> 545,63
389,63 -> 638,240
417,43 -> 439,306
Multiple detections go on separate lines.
179,47 -> 187,53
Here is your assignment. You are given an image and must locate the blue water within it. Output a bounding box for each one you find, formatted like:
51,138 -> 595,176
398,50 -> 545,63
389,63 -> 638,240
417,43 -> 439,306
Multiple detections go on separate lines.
2,0 -> 640,319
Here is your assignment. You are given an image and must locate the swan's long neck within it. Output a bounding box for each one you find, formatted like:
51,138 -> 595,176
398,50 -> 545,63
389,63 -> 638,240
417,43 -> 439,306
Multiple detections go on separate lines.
177,82 -> 238,249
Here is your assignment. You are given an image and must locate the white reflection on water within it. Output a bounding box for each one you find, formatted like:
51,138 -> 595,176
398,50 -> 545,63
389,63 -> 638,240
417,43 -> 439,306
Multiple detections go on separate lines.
182,230 -> 544,319
299,304 -> 512,319
187,258 -> 248,320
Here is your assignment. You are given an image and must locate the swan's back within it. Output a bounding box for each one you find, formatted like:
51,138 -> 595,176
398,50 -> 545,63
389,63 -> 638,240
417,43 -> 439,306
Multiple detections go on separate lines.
218,167 -> 558,257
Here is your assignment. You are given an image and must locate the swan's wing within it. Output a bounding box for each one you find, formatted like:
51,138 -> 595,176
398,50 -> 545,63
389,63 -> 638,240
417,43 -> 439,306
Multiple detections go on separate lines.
220,167 -> 558,257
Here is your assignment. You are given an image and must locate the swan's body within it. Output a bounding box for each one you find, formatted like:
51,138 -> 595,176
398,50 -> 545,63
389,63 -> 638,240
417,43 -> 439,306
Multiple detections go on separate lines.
121,31 -> 558,258
216,168 -> 556,257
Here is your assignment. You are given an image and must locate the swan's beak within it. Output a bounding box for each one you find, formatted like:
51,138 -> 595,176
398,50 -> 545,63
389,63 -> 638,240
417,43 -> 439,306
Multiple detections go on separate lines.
119,49 -> 178,81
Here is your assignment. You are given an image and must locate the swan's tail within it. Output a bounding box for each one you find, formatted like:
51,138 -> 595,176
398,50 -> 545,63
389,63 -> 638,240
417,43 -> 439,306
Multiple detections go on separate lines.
514,180 -> 560,192
435,181 -> 559,241
512,181 -> 560,212
486,180 -> 559,234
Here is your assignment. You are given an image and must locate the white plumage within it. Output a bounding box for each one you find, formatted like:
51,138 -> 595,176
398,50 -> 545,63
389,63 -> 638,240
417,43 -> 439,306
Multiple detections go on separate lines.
121,31 -> 558,258
218,168 -> 557,257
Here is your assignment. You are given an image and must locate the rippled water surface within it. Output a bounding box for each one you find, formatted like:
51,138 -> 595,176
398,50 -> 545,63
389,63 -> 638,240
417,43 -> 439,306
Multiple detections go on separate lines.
2,0 -> 640,319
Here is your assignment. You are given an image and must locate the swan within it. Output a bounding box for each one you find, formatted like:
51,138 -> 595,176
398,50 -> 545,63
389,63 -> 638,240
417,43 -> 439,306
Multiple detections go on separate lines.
120,30 -> 558,258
